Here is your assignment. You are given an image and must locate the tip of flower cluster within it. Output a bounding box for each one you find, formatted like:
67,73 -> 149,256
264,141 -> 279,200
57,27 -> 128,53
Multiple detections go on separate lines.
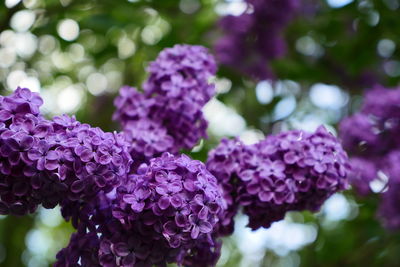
113,45 -> 217,158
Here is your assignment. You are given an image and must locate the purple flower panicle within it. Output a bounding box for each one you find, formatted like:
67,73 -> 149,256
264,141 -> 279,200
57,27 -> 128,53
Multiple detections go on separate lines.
339,86 -> 400,229
113,45 -> 217,160
55,229 -> 101,267
0,88 -> 132,217
340,86 -> 400,157
243,126 -> 349,229
206,138 -> 249,236
215,0 -> 300,80
207,126 -> 349,231
108,153 -> 225,266
0,87 -> 59,215
55,153 -> 225,267
143,44 -> 216,105
348,157 -> 377,196
378,151 -> 400,229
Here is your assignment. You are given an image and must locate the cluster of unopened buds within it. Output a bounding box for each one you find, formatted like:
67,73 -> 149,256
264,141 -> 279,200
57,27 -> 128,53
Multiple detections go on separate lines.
0,44 -> 350,266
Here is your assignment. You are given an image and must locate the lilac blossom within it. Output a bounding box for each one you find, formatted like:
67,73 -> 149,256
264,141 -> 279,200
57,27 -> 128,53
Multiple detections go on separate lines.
215,0 -> 300,80
113,45 -> 217,157
378,151 -> 400,229
340,85 -> 400,157
123,118 -> 175,161
143,44 -> 216,105
0,87 -> 58,215
348,157 -> 377,196
55,229 -> 101,267
339,86 -> 400,230
206,138 -> 249,236
56,153 -> 225,267
207,126 -> 350,230
106,153 -> 225,265
0,88 -> 132,216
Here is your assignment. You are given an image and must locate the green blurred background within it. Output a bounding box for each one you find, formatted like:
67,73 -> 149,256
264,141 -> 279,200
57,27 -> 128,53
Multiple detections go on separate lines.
0,0 -> 400,266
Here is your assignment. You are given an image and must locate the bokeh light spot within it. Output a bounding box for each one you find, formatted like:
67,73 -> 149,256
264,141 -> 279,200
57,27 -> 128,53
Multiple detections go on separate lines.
86,72 -> 108,95
255,80 -> 274,104
326,0 -> 353,8
11,10 -> 35,32
377,39 -> 396,58
310,83 -> 348,109
57,19 -> 80,41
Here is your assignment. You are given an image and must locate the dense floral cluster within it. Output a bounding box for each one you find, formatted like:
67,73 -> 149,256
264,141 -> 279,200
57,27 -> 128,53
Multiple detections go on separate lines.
339,113 -> 380,155
109,153 -> 224,265
379,151 -> 400,229
113,45 -> 216,160
123,117 -> 174,162
339,85 -> 400,229
347,157 -> 377,196
0,44 -> 354,266
215,0 -> 299,80
56,153 -> 225,267
143,44 -> 216,105
55,229 -> 101,266
0,87 -> 56,215
53,114 -> 132,222
0,88 -> 132,217
207,126 -> 349,231
340,86 -> 400,157
206,138 -> 248,235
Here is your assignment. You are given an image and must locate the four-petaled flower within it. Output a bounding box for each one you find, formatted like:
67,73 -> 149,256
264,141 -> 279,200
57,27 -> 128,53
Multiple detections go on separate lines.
28,140 -> 59,170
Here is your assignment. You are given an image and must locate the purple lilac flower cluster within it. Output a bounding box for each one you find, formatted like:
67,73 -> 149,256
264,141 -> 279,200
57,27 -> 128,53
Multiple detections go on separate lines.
215,0 -> 299,80
0,88 -> 132,217
109,153 -> 224,266
0,87 -> 56,215
52,114 -> 132,223
113,45 -> 216,160
206,138 -> 249,235
347,157 -> 378,197
339,86 -> 400,229
55,229 -> 101,267
207,126 -> 349,231
1,43 -> 354,266
56,153 -> 225,267
378,151 -> 400,229
340,86 -> 400,156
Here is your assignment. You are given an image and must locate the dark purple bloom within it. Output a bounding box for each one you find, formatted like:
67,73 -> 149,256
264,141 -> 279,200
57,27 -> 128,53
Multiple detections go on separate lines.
340,85 -> 400,157
55,229 -> 101,267
339,86 -> 400,230
182,240 -> 222,267
207,126 -> 350,231
214,0 -> 300,80
348,157 -> 378,196
206,138 -> 248,236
